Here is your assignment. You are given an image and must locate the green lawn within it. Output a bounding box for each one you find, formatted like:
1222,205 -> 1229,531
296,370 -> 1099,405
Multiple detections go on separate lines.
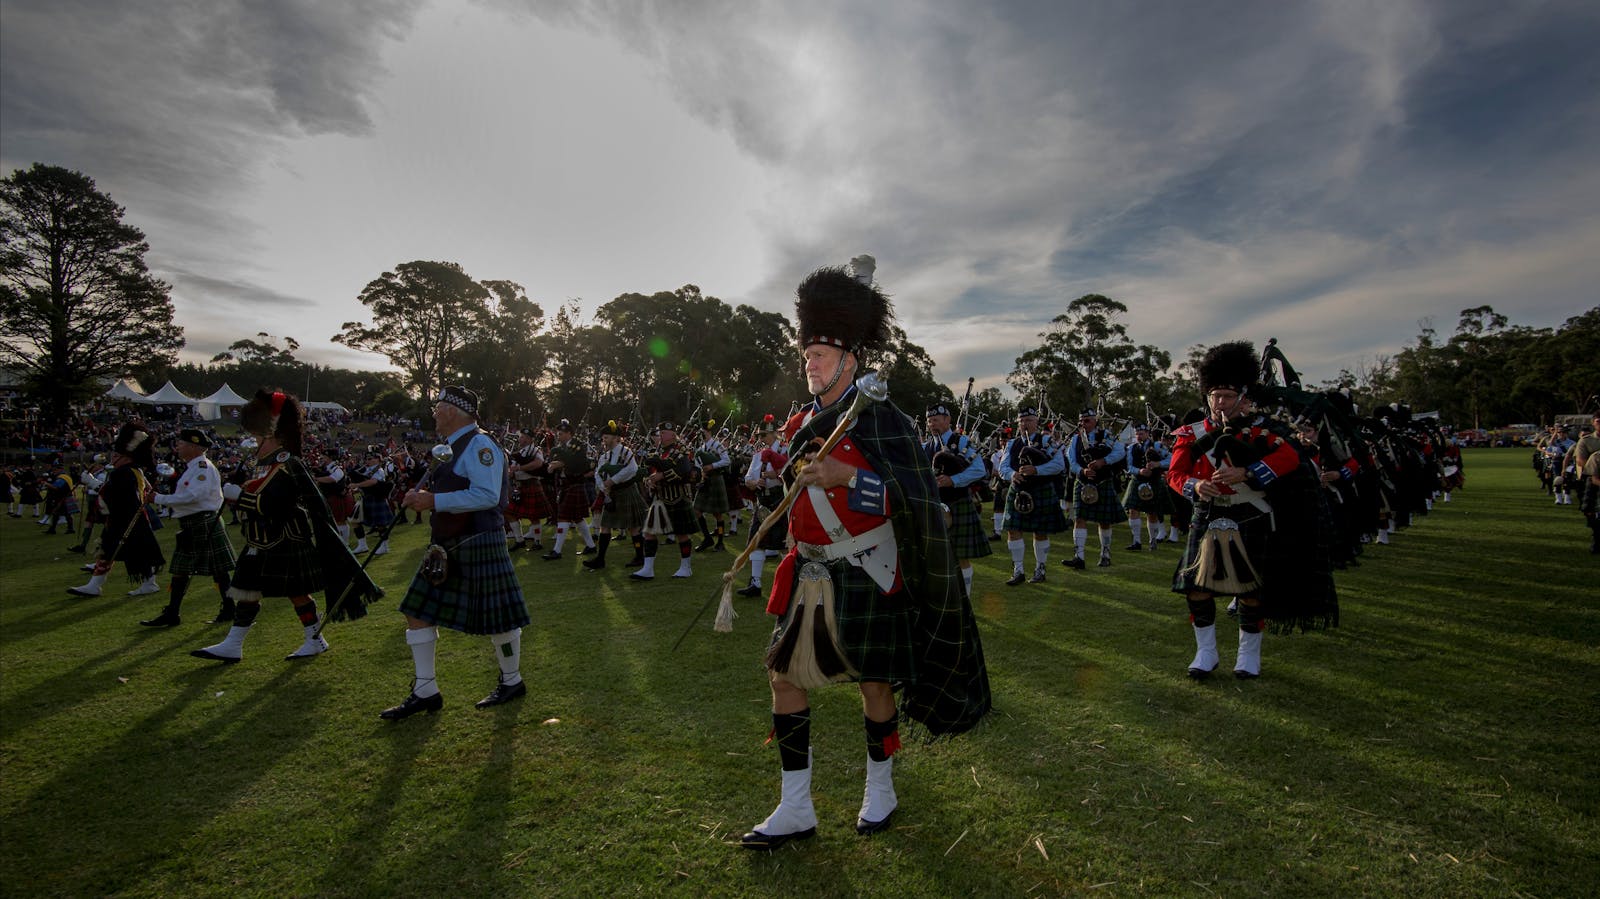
2,448 -> 1595,897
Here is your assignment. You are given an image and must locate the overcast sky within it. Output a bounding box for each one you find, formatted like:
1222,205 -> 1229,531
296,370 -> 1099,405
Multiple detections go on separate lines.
3,0 -> 1596,396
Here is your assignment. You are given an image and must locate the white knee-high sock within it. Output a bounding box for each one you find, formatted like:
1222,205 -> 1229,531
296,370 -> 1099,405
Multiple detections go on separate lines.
1073,527 -> 1087,557
1032,539 -> 1050,568
962,566 -> 974,595
750,550 -> 766,581
1007,538 -> 1025,570
1098,527 -> 1112,553
553,525 -> 568,554
577,522 -> 594,547
490,628 -> 523,686
407,627 -> 440,698
993,512 -> 1004,534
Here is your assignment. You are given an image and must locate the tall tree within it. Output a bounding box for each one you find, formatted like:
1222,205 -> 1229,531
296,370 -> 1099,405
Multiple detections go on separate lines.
1009,294 -> 1172,419
0,163 -> 183,420
333,260 -> 490,406
455,279 -> 547,422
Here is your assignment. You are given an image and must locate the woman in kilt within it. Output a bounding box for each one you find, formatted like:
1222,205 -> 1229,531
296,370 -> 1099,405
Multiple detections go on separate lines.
139,428 -> 237,628
998,408 -> 1067,586
742,260 -> 989,851
583,420 -> 647,570
1063,409 -> 1127,569
736,419 -> 788,596
381,386 -> 532,719
505,428 -> 554,550
67,423 -> 165,598
1167,342 -> 1336,680
631,423 -> 698,580
192,390 -> 381,664
924,402 -> 992,597
1121,423 -> 1171,551
349,448 -> 395,556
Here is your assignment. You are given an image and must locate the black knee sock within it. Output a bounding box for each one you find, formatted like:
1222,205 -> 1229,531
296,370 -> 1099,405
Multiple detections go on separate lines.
772,709 -> 811,771
594,533 -> 612,561
631,535 -> 644,558
1187,597 -> 1217,628
234,601 -> 262,628
642,538 -> 658,559
166,575 -> 191,614
1237,597 -> 1264,634
865,713 -> 901,761
679,537 -> 694,558
292,597 -> 319,626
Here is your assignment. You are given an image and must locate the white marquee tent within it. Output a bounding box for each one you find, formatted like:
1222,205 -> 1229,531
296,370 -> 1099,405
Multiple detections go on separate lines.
136,381 -> 196,406
102,379 -> 146,401
194,383 -> 249,421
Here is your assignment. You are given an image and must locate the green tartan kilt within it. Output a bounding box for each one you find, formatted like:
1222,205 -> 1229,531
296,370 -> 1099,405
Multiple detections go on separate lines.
693,474 -> 730,515
990,480 -> 1008,513
1171,501 -> 1270,595
767,558 -> 915,682
944,494 -> 993,560
1003,478 -> 1067,533
643,498 -> 696,538
399,532 -> 530,635
1120,477 -> 1171,516
359,491 -> 394,528
231,537 -> 322,598
750,487 -> 787,551
599,482 -> 647,530
169,511 -> 237,576
1071,477 -> 1125,524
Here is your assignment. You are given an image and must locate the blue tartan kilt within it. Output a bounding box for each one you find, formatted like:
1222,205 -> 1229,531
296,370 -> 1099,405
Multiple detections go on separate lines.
1071,477 -> 1125,524
360,490 -> 394,528
399,531 -> 530,635
231,537 -> 322,599
944,494 -> 993,560
692,474 -> 730,515
767,558 -> 916,683
1120,477 -> 1171,516
1003,478 -> 1067,533
599,482 -> 647,530
169,511 -> 237,576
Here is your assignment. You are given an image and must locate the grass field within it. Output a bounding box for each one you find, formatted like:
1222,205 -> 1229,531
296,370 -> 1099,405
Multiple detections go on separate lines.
2,448 -> 1595,897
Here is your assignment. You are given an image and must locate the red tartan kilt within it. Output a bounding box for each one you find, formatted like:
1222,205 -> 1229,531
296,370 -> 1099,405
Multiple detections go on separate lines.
555,483 -> 593,522
737,483 -> 757,503
324,492 -> 355,522
506,480 -> 553,521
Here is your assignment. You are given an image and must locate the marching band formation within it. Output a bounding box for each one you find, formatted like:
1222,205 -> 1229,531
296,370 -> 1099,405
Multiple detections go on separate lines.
17,255 -> 1585,852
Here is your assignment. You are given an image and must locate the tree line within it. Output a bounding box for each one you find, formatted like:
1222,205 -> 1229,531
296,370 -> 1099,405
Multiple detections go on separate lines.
4,162 -> 1595,435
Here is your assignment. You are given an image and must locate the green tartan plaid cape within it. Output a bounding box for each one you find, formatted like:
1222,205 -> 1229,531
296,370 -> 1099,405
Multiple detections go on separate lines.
791,395 -> 992,737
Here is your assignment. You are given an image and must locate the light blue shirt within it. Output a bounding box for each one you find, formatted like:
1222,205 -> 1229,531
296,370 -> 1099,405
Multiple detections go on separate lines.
434,424 -> 506,514
1066,429 -> 1126,475
998,432 -> 1065,478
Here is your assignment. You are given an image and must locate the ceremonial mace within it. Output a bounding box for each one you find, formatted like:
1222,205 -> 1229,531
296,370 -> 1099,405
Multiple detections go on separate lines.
316,442 -> 453,636
672,370 -> 890,649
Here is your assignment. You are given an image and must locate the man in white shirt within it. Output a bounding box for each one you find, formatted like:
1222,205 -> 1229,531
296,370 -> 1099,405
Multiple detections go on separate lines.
140,429 -> 238,628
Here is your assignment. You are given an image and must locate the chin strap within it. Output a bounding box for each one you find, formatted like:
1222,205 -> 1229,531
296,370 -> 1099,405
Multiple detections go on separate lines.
814,353 -> 853,401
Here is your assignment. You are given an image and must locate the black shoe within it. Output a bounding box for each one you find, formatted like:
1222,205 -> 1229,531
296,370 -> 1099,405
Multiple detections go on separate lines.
189,648 -> 241,664
475,679 -> 526,709
540,550 -> 562,561
1029,566 -> 1046,584
1126,542 -> 1142,551
736,581 -> 762,597
856,808 -> 895,835
740,826 -> 816,851
581,556 -> 606,570
67,544 -> 85,553
380,691 -> 443,720
988,532 -> 1003,542
1005,570 -> 1025,587
579,545 -> 598,556
1098,555 -> 1112,568
210,606 -> 235,624
623,557 -> 644,569
43,529 -> 56,535
629,572 -> 654,581
695,536 -> 716,552
1063,557 -> 1085,569
140,610 -> 181,628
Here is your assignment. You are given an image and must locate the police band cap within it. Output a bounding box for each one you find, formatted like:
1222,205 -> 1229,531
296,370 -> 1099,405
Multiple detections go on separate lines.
1017,406 -> 1040,418
926,403 -> 953,418
435,385 -> 479,416
176,428 -> 212,448
1078,408 -> 1097,419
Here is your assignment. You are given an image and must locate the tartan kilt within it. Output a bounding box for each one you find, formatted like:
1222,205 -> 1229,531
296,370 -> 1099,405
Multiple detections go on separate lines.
693,474 -> 730,515
1003,478 -> 1067,533
1121,477 -> 1171,516
359,490 -> 394,528
750,488 -> 788,551
1171,501 -> 1270,595
1072,477 -> 1125,524
231,537 -> 322,598
599,482 -> 647,530
324,491 -> 355,523
944,494 -> 993,560
766,558 -> 915,682
399,532 -> 530,635
990,480 -> 1008,513
169,511 -> 237,576
506,478 -> 553,521
643,498 -> 696,537
83,494 -> 108,525
555,482 -> 594,522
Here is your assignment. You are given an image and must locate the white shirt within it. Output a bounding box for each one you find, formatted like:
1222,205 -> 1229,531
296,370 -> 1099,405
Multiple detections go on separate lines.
153,453 -> 224,516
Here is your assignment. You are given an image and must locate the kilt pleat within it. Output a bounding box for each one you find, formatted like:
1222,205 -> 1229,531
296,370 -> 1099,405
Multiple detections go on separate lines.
1003,479 -> 1067,533
231,537 -> 322,597
506,479 -> 553,521
1120,477 -> 1171,515
1071,478 -> 1125,524
360,491 -> 394,528
555,482 -> 593,522
643,498 -> 696,537
944,495 -> 993,560
693,475 -> 730,515
599,483 -> 647,530
168,511 -> 237,576
766,559 -> 915,682
399,533 -> 530,635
